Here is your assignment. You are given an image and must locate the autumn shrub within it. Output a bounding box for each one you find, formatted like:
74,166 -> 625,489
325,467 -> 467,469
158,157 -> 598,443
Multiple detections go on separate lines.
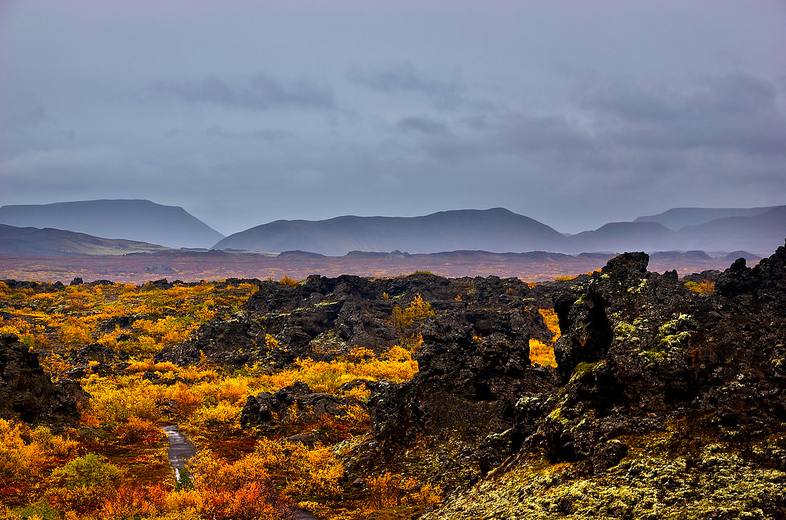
529,308 -> 560,367
188,401 -> 243,432
0,420 -> 78,490
251,439 -> 345,498
392,294 -> 435,344
257,346 -> 418,394
29,426 -> 79,459
167,381 -> 203,416
0,419 -> 48,483
685,279 -> 715,295
366,472 -> 442,509
279,275 -> 300,287
183,449 -> 281,519
98,484 -> 168,520
539,308 -> 561,342
83,376 -> 163,426
117,417 -> 163,445
59,317 -> 94,346
46,454 -> 122,514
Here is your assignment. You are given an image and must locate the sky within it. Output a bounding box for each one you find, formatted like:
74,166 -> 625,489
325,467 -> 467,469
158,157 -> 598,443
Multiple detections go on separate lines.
1,0 -> 785,235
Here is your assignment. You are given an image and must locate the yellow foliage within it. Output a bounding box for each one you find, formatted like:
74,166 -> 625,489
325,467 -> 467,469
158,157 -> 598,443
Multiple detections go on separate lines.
264,333 -> 279,349
685,279 -> 715,295
366,471 -> 442,509
257,346 -> 418,394
529,308 -> 561,367
189,401 -> 243,431
279,275 -> 299,287
529,339 -> 557,368
83,376 -> 163,425
392,294 -> 435,334
539,308 -> 561,342
60,317 -> 94,345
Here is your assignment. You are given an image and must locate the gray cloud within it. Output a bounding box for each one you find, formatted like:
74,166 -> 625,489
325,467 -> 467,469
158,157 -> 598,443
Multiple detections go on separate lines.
1,0 -> 785,235
582,74 -> 786,156
396,115 -> 451,135
348,63 -> 473,110
205,125 -> 292,141
151,73 -> 335,111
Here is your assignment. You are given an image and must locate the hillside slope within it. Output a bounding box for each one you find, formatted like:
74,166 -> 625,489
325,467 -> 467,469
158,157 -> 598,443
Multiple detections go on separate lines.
634,206 -> 776,230
0,200 -> 223,249
214,208 -> 565,255
0,224 -> 169,256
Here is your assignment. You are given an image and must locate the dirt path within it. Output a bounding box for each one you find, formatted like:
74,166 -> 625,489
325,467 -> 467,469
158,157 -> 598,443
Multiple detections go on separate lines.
162,425 -> 196,483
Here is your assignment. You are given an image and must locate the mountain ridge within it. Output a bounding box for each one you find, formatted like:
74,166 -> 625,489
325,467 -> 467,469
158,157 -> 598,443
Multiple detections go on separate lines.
0,224 -> 169,256
0,199 -> 223,249
215,205 -> 786,255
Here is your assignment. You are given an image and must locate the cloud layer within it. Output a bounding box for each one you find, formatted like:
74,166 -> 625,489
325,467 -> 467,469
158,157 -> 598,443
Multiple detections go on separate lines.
1,0 -> 785,234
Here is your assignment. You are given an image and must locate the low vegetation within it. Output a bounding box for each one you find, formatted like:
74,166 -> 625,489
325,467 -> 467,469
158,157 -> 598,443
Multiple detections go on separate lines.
0,280 -> 432,519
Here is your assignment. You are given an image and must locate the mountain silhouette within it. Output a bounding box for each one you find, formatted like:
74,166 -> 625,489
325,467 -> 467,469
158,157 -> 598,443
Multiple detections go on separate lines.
0,199 -> 222,249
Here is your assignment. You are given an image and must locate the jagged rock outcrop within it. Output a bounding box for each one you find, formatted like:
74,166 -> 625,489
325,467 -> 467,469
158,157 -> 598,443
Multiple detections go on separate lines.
0,334 -> 87,423
426,240 -> 786,518
241,381 -> 357,429
158,273 -> 555,369
518,242 -> 786,469
361,293 -> 557,489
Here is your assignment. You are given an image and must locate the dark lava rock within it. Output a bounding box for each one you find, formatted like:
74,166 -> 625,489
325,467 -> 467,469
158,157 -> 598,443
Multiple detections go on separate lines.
364,299 -> 557,489
523,241 -> 786,467
67,343 -> 129,377
240,381 -> 358,430
591,439 -> 628,470
157,273 -> 554,369
0,334 -> 87,423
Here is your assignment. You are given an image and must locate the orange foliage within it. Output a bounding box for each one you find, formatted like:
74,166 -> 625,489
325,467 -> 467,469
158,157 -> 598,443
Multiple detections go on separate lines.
685,279 -> 715,295
366,471 -> 442,509
529,308 -> 561,368
279,275 -> 300,287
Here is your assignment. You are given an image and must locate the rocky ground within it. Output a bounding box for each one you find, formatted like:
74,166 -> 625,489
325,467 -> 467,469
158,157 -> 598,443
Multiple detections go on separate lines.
2,240 -> 785,518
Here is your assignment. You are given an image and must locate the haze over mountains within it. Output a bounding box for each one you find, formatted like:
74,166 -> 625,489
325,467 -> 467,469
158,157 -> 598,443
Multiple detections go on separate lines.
0,199 -> 784,257
0,200 -> 223,249
214,208 -> 564,256
217,206 -> 786,256
0,224 -> 168,256
634,206 -> 779,230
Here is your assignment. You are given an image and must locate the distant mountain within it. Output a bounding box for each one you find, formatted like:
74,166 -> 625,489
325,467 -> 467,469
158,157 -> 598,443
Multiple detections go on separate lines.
565,222 -> 676,253
0,224 -> 168,256
0,200 -> 223,248
635,206 -> 776,230
215,206 -> 786,256
214,208 -> 565,256
678,206 -> 786,254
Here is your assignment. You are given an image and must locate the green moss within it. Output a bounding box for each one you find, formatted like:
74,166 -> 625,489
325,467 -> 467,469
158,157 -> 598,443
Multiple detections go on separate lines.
572,361 -> 601,380
423,437 -> 786,519
659,331 -> 692,348
627,278 -> 648,294
640,349 -> 667,364
658,313 -> 691,336
547,406 -> 570,425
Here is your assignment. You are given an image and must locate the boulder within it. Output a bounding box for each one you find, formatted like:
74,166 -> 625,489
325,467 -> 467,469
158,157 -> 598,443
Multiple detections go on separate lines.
0,334 -> 87,423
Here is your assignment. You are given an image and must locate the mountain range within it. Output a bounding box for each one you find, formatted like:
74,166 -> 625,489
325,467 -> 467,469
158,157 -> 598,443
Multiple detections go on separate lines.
0,224 -> 168,256
216,206 -> 786,255
0,200 -> 784,256
0,200 -> 223,249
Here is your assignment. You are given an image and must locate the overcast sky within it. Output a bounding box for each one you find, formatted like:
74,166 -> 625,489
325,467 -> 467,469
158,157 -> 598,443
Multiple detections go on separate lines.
1,0 -> 785,234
